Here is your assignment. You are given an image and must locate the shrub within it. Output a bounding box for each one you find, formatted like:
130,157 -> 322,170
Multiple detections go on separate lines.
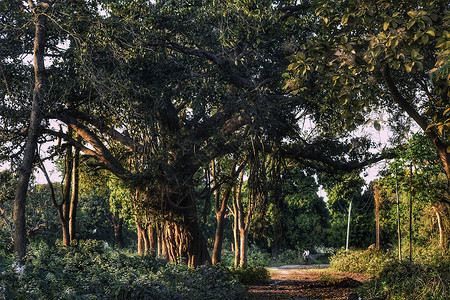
274,249 -> 303,265
360,259 -> 449,300
0,240 -> 245,299
330,248 -> 395,276
247,245 -> 271,266
231,266 -> 270,284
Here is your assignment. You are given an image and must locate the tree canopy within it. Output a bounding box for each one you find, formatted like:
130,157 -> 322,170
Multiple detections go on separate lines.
1,0 -> 448,265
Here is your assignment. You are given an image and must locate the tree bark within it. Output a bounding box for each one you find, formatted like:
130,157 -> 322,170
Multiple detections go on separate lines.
13,12 -> 47,263
239,227 -> 249,268
157,223 -> 169,260
136,217 -> 145,255
113,216 -> 124,249
433,203 -> 447,250
163,205 -> 211,266
212,206 -> 227,265
148,222 -> 157,254
232,212 -> 240,268
69,141 -> 80,243
62,143 -> 73,246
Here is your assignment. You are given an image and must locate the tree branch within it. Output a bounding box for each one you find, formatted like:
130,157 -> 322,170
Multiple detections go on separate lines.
49,114 -> 130,179
168,41 -> 257,90
68,110 -> 145,153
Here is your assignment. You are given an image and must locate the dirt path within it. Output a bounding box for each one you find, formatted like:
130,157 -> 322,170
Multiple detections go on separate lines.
246,265 -> 372,300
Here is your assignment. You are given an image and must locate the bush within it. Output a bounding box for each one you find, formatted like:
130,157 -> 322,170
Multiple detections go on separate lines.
330,248 -> 395,276
231,266 -> 270,284
247,245 -> 271,266
274,249 -> 303,265
360,259 -> 449,300
0,240 -> 245,299
330,247 -> 449,299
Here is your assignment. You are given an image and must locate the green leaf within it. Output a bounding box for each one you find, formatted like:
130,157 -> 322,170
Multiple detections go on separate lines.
383,22 -> 389,31
342,16 -> 348,25
443,107 -> 450,116
426,124 -> 436,131
407,19 -> 416,29
426,29 -> 435,37
378,32 -> 387,40
405,63 -> 413,73
374,121 -> 381,131
407,11 -> 417,18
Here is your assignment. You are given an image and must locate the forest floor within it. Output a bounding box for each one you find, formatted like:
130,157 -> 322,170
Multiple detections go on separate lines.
245,265 -> 373,300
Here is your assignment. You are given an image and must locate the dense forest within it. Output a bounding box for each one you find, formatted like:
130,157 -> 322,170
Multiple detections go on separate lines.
0,0 -> 449,299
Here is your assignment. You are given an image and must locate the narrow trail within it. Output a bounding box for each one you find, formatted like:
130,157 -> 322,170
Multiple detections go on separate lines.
246,265 -> 372,300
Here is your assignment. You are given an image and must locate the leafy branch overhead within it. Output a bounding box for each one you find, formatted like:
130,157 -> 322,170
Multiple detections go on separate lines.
284,0 -> 450,184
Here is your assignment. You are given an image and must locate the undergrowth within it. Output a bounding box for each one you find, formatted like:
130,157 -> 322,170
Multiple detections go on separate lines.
230,266 -> 270,284
330,247 -> 449,300
330,248 -> 395,275
0,240 -> 245,300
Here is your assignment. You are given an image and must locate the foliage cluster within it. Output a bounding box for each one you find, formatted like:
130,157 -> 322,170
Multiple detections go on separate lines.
229,266 -> 270,285
330,248 -> 449,299
330,249 -> 395,275
0,240 -> 245,300
360,258 -> 449,300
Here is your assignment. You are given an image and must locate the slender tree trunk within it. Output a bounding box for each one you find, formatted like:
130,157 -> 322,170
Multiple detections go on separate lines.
113,216 -> 124,249
212,184 -> 232,265
62,143 -> 73,246
136,218 -> 145,255
148,222 -> 157,254
409,161 -> 413,262
157,223 -> 169,260
433,204 -> 447,250
239,226 -> 248,268
69,143 -> 79,243
232,210 -> 240,268
346,201 -> 352,251
395,168 -> 402,260
143,224 -> 150,253
374,184 -> 381,250
235,168 -> 249,268
14,12 -> 48,263
212,207 -> 227,264
231,169 -> 245,267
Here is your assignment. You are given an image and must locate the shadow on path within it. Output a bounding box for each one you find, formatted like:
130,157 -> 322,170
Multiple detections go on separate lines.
246,265 -> 371,300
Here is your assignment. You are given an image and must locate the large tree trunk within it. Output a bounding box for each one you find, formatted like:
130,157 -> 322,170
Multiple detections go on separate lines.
13,12 -> 47,263
212,208 -> 227,265
163,206 -> 211,266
